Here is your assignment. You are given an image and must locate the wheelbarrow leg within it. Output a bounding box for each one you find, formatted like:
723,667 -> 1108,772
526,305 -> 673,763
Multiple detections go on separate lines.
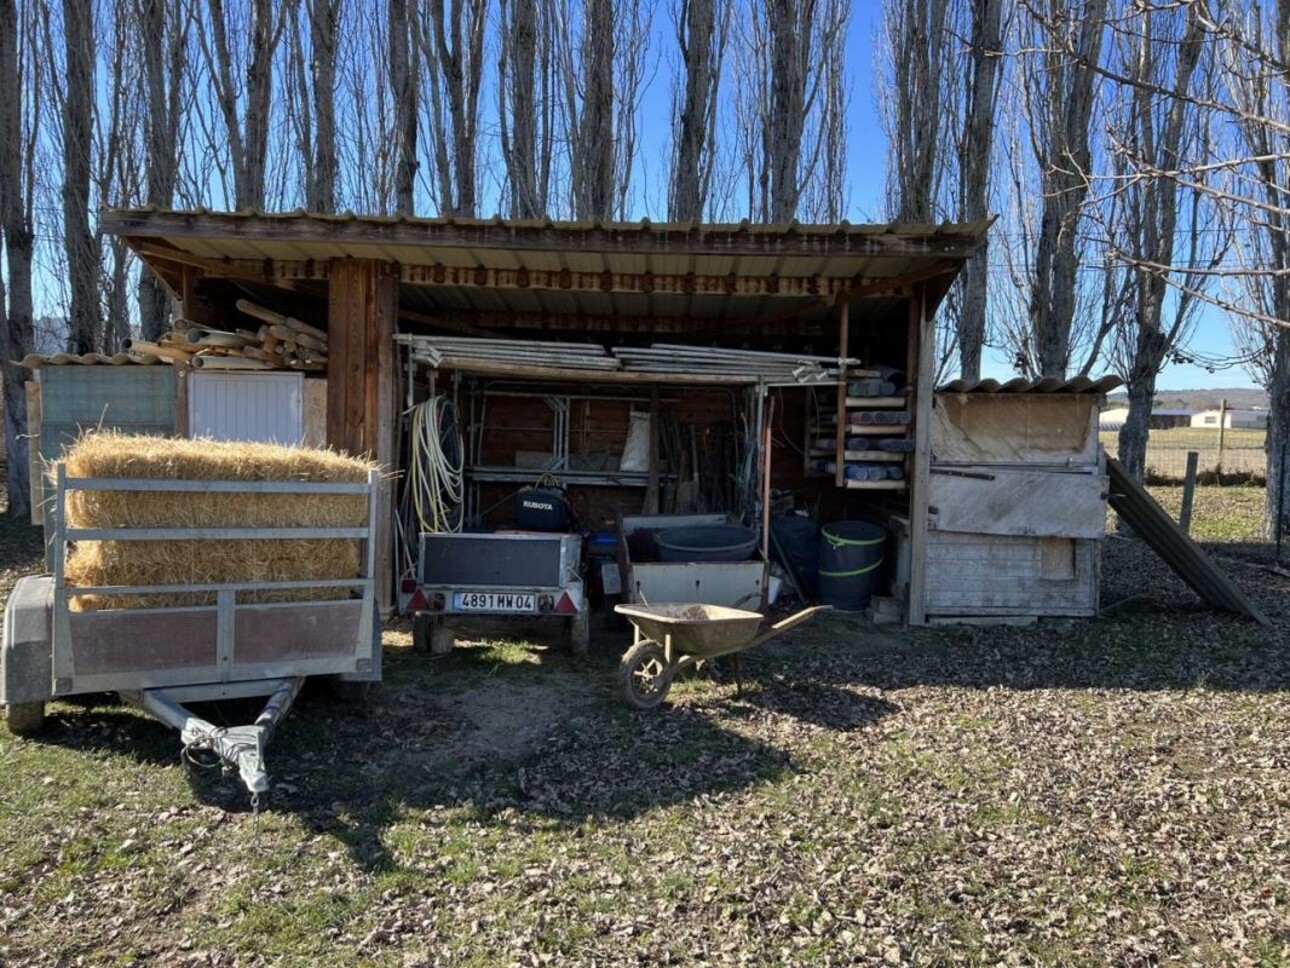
732,653 -> 744,697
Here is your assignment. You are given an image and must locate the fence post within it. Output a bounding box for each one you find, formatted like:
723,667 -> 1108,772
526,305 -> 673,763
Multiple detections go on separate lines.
1217,397 -> 1226,480
1180,451 -> 1198,535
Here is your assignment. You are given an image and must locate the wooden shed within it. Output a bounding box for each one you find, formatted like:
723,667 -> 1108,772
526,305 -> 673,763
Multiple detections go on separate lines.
95,209 -> 1115,626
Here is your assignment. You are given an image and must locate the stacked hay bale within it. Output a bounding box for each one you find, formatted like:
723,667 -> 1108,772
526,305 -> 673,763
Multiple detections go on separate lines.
60,432 -> 376,611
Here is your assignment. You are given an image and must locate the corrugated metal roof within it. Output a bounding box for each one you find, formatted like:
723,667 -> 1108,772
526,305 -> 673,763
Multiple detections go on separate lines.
103,208 -> 990,329
22,352 -> 164,368
937,375 -> 1122,395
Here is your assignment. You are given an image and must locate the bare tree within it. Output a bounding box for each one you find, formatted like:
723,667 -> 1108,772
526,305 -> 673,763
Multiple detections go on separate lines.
497,0 -> 556,218
1019,0 -> 1110,377
388,0 -> 419,214
60,0 -> 100,353
1108,4 -> 1222,481
0,0 -> 35,516
419,0 -> 487,216
956,0 -> 1005,381
735,0 -> 849,222
137,0 -> 187,338
568,0 -> 614,219
882,0 -> 954,223
667,0 -> 731,221
199,0 -> 285,210
285,0 -> 339,212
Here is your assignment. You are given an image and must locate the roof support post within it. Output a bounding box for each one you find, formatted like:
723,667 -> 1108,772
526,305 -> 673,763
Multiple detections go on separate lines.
907,287 -> 934,626
328,259 -> 397,611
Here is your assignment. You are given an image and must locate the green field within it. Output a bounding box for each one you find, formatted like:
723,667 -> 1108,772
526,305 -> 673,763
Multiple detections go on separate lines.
1100,427 -> 1266,481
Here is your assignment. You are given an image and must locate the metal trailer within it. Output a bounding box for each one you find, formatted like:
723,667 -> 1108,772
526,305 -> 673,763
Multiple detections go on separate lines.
402,531 -> 588,654
619,513 -> 770,609
2,466 -> 382,800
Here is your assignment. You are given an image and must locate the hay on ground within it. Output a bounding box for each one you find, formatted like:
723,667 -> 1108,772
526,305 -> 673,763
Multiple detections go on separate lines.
58,432 -> 378,611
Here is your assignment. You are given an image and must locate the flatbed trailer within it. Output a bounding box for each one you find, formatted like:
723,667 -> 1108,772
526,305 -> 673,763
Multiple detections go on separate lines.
1,466 -> 382,799
402,531 -> 588,653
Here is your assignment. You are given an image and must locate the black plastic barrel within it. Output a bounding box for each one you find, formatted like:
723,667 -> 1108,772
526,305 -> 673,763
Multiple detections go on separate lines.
816,521 -> 885,611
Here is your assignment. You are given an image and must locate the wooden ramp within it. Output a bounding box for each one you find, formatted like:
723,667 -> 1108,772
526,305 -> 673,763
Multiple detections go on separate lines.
1106,457 -> 1269,625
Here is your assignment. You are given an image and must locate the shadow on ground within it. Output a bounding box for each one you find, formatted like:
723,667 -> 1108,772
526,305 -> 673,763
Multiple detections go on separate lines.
13,617 -> 898,873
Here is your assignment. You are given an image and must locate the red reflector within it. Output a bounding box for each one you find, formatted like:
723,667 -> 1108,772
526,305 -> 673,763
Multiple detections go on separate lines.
401,578 -> 418,594
554,592 -> 577,615
409,590 -> 429,611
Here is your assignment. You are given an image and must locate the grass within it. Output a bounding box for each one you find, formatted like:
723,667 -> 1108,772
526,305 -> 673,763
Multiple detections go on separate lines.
3,487 -> 1290,965
1100,427 -> 1267,481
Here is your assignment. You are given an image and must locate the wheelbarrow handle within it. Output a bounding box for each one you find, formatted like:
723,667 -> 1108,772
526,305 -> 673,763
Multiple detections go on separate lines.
745,604 -> 832,649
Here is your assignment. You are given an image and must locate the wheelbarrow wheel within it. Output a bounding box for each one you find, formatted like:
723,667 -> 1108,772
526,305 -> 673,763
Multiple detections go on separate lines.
619,640 -> 671,709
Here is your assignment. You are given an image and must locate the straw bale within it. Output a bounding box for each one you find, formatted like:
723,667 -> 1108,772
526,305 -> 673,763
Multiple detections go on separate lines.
58,432 -> 378,611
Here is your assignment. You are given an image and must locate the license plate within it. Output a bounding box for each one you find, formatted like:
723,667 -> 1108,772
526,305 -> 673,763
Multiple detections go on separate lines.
453,591 -> 537,613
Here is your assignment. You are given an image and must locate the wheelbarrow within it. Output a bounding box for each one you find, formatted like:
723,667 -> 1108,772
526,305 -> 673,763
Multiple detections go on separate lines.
613,603 -> 831,708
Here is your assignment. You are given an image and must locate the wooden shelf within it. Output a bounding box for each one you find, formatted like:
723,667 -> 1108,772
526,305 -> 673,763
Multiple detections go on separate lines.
809,449 -> 905,462
843,480 -> 908,491
844,396 -> 908,408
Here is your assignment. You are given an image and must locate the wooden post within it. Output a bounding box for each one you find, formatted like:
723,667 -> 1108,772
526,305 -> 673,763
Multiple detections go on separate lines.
178,266 -> 214,329
644,387 -> 660,514
835,302 -> 849,487
907,289 -> 935,626
1217,397 -> 1227,476
1180,450 -> 1199,535
328,259 -> 398,612
25,380 -> 42,526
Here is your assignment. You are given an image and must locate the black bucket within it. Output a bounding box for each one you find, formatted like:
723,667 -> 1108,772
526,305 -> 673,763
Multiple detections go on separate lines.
816,520 -> 885,611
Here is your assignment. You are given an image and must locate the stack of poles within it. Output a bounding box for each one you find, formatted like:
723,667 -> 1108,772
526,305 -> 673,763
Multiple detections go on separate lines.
125,300 -> 328,372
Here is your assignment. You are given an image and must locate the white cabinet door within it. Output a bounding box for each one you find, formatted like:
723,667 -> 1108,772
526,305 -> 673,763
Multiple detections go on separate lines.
188,371 -> 304,444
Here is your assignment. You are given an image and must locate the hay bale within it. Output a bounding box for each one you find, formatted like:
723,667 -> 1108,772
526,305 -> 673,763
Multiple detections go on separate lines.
59,432 -> 378,610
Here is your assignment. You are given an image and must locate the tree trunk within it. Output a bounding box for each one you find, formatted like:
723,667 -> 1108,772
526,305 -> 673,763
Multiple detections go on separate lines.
574,0 -> 614,219
137,0 -> 183,340
62,0 -> 99,354
0,0 -> 33,517
241,0 -> 276,209
956,0 -> 1002,382
389,0 -> 419,214
1117,378 -> 1155,486
669,0 -> 717,221
1028,0 -> 1109,378
308,0 -> 338,212
766,0 -> 806,222
498,0 -> 541,217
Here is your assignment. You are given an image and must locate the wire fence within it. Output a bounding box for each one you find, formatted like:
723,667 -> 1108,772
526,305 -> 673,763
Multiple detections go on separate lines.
1098,427 -> 1267,485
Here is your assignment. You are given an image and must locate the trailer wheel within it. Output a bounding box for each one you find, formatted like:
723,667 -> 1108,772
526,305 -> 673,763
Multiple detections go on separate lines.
412,613 -> 431,652
619,641 -> 670,709
412,613 -> 452,653
5,702 -> 45,736
570,609 -> 590,655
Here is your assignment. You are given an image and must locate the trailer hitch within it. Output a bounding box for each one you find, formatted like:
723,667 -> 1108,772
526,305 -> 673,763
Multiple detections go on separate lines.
137,678 -> 304,796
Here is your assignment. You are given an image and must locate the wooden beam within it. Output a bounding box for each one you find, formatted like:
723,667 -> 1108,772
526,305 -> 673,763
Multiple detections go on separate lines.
178,266 -> 214,328
102,209 -> 987,259
133,241 -> 309,292
907,288 -> 935,626
839,262 -> 961,302
397,309 -> 833,338
327,259 -> 397,612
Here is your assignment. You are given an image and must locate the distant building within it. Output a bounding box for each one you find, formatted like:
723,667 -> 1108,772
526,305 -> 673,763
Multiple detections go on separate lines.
1190,409 -> 1268,430
1100,407 -> 1194,431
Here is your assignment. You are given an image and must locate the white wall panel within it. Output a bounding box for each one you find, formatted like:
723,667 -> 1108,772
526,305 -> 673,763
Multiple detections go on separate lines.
189,371 -> 304,444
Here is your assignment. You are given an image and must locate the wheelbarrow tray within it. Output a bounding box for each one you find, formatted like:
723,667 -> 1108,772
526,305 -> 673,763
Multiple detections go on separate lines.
613,603 -> 765,659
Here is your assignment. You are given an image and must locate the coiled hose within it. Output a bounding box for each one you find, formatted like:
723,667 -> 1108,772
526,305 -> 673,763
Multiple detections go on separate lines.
407,396 -> 463,533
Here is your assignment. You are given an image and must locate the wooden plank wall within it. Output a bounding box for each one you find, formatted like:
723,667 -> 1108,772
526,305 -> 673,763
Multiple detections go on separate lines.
925,533 -> 1099,617
327,259 -> 398,609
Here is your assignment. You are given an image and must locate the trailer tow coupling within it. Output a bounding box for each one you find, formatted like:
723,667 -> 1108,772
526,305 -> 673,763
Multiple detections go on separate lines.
137,678 -> 304,797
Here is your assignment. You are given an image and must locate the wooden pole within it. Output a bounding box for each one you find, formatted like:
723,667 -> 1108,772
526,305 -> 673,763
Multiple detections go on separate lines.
644,387 -> 660,514
835,302 -> 849,487
1217,397 -> 1227,477
1180,450 -> 1199,535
